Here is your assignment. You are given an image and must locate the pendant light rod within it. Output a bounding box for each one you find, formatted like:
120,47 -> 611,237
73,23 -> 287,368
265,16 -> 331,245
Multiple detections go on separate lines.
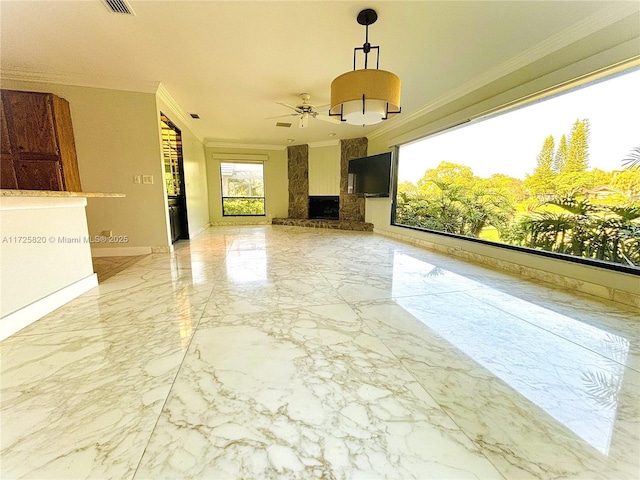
353,8 -> 380,70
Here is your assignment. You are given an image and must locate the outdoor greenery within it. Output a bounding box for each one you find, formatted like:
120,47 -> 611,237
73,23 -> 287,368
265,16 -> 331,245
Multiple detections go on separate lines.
396,119 -> 640,267
504,197 -> 640,265
222,198 -> 265,215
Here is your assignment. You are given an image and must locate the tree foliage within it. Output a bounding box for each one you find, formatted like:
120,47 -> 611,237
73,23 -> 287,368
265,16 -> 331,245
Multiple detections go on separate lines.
612,169 -> 640,198
564,119 -> 590,173
555,119 -> 591,194
553,134 -> 568,174
507,195 -> 640,266
397,162 -> 515,238
622,146 -> 640,170
525,135 -> 555,197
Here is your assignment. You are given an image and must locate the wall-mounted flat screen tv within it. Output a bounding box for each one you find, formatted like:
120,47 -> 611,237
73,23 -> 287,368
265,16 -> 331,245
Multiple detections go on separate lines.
348,152 -> 392,197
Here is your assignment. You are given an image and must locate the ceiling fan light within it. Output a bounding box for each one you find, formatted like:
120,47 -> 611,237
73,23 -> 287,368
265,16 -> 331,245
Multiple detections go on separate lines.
299,113 -> 309,128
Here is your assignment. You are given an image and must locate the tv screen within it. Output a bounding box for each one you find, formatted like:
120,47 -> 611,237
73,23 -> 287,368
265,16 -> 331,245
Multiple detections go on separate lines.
348,152 -> 392,197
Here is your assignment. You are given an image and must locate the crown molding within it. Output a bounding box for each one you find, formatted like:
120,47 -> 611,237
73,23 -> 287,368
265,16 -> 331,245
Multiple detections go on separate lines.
368,2 -> 639,141
156,83 -> 195,138
308,139 -> 340,148
211,153 -> 269,162
0,67 -> 159,94
205,141 -> 286,150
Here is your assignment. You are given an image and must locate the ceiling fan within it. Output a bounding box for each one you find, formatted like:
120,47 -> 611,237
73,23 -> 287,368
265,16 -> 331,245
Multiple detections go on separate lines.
266,93 -> 340,128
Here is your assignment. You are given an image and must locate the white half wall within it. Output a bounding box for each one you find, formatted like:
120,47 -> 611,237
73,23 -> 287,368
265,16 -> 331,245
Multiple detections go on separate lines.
0,196 -> 98,337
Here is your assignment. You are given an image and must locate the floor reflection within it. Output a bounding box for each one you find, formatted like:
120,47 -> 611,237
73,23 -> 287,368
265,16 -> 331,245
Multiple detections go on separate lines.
391,251 -> 629,454
175,288 -> 194,351
225,233 -> 268,284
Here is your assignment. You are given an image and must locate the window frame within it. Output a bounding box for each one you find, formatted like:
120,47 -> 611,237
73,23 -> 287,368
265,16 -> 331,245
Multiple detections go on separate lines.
389,65 -> 640,276
219,161 -> 266,217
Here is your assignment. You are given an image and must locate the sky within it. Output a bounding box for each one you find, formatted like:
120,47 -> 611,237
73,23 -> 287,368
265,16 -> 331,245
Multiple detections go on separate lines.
398,68 -> 640,182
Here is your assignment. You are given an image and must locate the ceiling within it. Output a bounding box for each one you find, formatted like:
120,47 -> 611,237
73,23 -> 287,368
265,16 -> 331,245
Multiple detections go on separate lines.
1,1 -> 638,147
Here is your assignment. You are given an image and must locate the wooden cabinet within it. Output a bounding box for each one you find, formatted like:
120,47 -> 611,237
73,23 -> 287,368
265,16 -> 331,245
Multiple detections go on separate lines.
0,97 -> 18,189
0,90 -> 82,191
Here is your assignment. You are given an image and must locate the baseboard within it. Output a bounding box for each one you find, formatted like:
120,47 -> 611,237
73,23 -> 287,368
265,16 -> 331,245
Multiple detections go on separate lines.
191,222 -> 212,238
0,274 -> 98,341
91,246 -> 153,257
151,245 -> 173,254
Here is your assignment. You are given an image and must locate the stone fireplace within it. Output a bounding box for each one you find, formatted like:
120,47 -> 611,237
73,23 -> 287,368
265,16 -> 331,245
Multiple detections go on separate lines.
272,138 -> 373,231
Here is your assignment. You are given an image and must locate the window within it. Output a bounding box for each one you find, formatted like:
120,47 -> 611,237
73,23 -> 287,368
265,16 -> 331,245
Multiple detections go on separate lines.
393,67 -> 640,271
220,162 -> 265,216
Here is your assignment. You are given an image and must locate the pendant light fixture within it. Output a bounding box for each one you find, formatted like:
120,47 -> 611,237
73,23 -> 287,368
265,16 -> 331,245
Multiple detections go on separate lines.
330,8 -> 401,126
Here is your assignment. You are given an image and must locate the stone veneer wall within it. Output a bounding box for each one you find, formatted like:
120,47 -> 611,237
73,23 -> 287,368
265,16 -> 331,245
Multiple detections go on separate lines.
272,218 -> 373,231
339,138 -> 367,222
287,144 -> 309,219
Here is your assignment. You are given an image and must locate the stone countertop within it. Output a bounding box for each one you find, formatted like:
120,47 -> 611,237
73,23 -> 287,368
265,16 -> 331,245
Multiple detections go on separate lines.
0,190 -> 125,198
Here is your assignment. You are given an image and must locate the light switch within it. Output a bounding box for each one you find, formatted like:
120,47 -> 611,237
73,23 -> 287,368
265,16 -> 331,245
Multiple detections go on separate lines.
142,175 -> 154,184
133,175 -> 142,184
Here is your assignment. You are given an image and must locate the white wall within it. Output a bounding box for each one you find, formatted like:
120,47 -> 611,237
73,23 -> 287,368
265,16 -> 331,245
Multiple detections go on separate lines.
309,143 -> 340,195
206,146 -> 288,224
365,33 -> 640,306
1,79 -> 171,252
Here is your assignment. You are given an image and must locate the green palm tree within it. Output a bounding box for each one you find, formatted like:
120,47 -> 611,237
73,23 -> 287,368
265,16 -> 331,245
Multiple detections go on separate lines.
511,194 -> 640,266
622,146 -> 640,170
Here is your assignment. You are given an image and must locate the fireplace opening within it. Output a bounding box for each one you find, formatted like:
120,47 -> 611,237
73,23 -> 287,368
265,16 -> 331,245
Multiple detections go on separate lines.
309,196 -> 339,220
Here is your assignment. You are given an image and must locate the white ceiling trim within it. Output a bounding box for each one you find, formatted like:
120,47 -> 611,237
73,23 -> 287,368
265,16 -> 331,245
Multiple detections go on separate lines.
368,2 -> 639,141
308,140 -> 340,148
0,67 -> 159,94
206,141 -> 286,151
211,153 -> 268,162
156,83 -> 195,138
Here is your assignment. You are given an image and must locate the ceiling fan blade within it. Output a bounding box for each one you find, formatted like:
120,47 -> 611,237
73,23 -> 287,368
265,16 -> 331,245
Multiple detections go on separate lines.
265,113 -> 299,120
276,102 -> 302,113
314,112 -> 342,124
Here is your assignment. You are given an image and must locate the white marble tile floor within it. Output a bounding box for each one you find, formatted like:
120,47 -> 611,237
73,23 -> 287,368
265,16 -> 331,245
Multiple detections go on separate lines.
1,226 -> 638,479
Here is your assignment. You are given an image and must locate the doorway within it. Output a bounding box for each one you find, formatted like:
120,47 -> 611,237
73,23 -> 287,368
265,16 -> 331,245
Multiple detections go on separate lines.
161,113 -> 189,243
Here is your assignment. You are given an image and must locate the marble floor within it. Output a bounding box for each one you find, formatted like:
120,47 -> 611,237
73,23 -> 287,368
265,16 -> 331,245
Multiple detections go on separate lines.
92,255 -> 149,282
1,226 -> 638,479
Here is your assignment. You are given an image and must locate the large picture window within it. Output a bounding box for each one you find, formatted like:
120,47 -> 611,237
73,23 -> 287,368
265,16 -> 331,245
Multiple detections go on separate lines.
393,67 -> 640,270
220,162 -> 265,216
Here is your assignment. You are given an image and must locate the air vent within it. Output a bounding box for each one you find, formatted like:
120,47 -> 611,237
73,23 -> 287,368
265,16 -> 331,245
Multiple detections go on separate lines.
189,113 -> 200,119
276,122 -> 292,128
102,0 -> 135,15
